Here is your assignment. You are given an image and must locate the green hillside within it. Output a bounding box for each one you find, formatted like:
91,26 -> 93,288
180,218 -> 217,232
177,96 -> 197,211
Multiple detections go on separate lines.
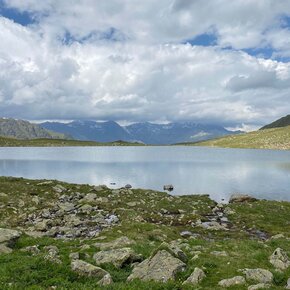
260,115 -> 290,130
0,118 -> 69,139
191,126 -> 290,150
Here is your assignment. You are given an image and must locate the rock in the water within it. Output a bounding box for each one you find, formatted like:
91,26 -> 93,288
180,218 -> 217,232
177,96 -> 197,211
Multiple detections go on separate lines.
248,283 -> 270,290
243,268 -> 273,284
218,276 -> 246,287
183,267 -> 206,285
269,248 -> 290,270
71,260 -> 108,278
229,194 -> 257,203
127,250 -> 186,282
94,236 -> 135,250
97,273 -> 113,286
94,247 -> 142,268
0,228 -> 21,247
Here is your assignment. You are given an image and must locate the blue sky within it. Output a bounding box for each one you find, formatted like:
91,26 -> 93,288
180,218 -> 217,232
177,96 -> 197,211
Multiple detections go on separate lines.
0,0 -> 290,130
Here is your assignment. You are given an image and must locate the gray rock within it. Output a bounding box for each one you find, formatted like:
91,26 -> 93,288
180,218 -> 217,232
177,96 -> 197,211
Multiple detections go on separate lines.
159,242 -> 187,263
44,246 -> 62,264
127,250 -> 186,282
22,245 -> 40,256
52,184 -> 67,193
269,248 -> 290,270
211,251 -> 228,257
98,273 -> 113,286
183,267 -> 206,285
0,244 -> 13,254
94,247 -> 142,268
69,252 -> 80,260
286,278 -> 290,289
34,220 -> 49,232
200,221 -> 228,231
248,283 -> 271,290
218,276 -> 246,287
93,185 -> 108,192
270,234 -> 285,240
243,268 -> 273,284
81,193 -> 97,203
0,228 -> 21,247
94,236 -> 135,250
229,194 -> 257,203
71,260 -> 108,278
58,202 -> 75,212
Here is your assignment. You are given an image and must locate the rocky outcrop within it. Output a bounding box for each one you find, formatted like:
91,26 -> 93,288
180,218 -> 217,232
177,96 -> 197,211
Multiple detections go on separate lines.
229,194 -> 257,203
97,273 -> 113,286
242,268 -> 273,284
93,247 -> 142,268
71,260 -> 108,278
127,250 -> 186,282
269,248 -> 290,270
218,276 -> 246,287
183,267 -> 206,285
0,228 -> 21,247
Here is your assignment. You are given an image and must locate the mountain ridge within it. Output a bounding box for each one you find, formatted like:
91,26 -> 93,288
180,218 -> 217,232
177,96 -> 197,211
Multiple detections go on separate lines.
260,115 -> 290,130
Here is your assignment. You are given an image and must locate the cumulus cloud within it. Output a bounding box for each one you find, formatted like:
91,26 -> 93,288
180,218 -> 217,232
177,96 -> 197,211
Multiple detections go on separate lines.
0,0 -> 290,127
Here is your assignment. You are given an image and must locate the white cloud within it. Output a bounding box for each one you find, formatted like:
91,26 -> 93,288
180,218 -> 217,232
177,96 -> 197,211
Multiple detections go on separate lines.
0,1 -> 290,127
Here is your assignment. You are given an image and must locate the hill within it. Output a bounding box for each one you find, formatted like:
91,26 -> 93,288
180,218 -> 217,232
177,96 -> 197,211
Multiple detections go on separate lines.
191,126 -> 290,150
41,120 -> 239,145
260,115 -> 290,130
0,118 -> 69,140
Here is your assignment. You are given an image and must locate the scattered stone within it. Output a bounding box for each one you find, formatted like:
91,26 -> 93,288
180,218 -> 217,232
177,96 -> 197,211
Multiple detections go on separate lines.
270,234 -> 285,240
69,252 -> 80,260
224,207 -> 236,215
242,268 -> 273,284
248,283 -> 271,290
71,260 -> 108,278
0,228 -> 21,247
126,202 -> 137,207
158,242 -> 187,263
98,273 -> 113,286
286,278 -> 290,289
0,192 -> 8,198
269,248 -> 290,270
229,194 -> 257,203
52,185 -> 67,193
93,185 -> 108,192
94,236 -> 135,250
44,246 -> 62,264
127,250 -> 186,282
22,245 -> 40,256
0,244 -> 13,254
211,251 -> 228,257
218,276 -> 246,287
199,221 -> 228,231
81,193 -> 97,203
94,247 -> 142,268
183,267 -> 206,285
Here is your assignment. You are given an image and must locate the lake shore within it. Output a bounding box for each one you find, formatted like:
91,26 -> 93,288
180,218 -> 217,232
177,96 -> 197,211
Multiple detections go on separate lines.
1,176 -> 290,289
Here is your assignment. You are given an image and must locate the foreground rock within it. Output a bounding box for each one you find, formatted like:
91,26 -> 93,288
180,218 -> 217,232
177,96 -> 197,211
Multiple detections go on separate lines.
229,194 -> 257,203
269,248 -> 290,270
97,273 -> 113,286
0,228 -> 21,247
93,247 -> 142,268
242,268 -> 273,284
127,250 -> 186,282
71,260 -> 108,278
183,267 -> 206,285
248,283 -> 270,290
218,276 -> 246,287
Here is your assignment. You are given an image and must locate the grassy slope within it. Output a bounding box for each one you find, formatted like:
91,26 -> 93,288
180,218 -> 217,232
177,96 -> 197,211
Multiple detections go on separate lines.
0,136 -> 144,147
192,125 -> 290,150
1,177 -> 290,289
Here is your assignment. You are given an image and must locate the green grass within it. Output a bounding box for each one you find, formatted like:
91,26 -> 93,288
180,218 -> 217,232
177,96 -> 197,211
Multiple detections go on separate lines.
0,136 -> 144,147
185,125 -> 290,150
1,177 -> 290,289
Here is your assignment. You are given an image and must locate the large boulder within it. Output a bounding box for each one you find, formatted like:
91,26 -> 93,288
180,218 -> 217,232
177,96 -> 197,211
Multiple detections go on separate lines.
229,194 -> 257,203
0,228 -> 21,247
71,260 -> 108,278
269,248 -> 290,270
94,236 -> 135,250
93,248 -> 142,268
127,250 -> 186,282
218,276 -> 246,287
183,267 -> 206,285
243,268 -> 273,284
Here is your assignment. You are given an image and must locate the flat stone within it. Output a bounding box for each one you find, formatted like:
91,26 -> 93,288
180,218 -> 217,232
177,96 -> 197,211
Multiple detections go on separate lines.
183,267 -> 206,285
218,276 -> 246,287
94,236 -> 135,250
127,250 -> 186,282
71,260 -> 108,278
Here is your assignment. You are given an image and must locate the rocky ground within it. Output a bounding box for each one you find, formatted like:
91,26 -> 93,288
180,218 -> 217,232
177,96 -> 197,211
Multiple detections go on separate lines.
1,177 -> 290,289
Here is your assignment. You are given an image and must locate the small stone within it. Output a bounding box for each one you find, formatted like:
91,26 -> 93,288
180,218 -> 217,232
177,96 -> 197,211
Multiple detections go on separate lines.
270,234 -> 285,240
183,267 -> 206,285
71,260 -> 108,278
218,276 -> 246,287
98,273 -> 113,286
52,185 -> 67,193
69,252 -> 80,260
248,283 -> 271,290
211,251 -> 228,257
22,245 -> 40,255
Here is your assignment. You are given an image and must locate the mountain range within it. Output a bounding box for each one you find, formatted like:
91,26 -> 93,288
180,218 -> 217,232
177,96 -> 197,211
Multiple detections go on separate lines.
260,115 -> 290,130
40,120 -> 240,145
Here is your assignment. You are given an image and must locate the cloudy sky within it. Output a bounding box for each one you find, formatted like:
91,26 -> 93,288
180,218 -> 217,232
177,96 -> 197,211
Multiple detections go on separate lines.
1,0 -> 290,130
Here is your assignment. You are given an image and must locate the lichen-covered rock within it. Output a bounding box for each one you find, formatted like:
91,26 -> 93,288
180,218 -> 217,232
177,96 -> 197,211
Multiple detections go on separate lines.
269,248 -> 290,270
243,268 -> 273,284
93,247 -> 142,268
229,194 -> 257,203
0,228 -> 21,247
94,236 -> 135,250
71,260 -> 108,278
127,250 -> 186,282
183,267 -> 206,285
248,283 -> 271,290
218,276 -> 246,287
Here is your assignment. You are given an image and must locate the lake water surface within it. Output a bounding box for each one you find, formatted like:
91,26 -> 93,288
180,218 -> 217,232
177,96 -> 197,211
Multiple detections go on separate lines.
0,146 -> 290,202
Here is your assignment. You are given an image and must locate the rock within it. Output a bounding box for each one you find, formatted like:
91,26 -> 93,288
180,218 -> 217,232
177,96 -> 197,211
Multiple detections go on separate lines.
158,242 -> 187,263
243,268 -> 273,284
229,194 -> 257,203
270,234 -> 285,240
105,214 -> 119,224
94,236 -> 135,250
93,185 -> 108,192
127,250 -> 186,282
286,278 -> 290,289
81,193 -> 97,203
69,252 -> 80,260
58,202 -> 75,212
0,244 -> 13,254
94,247 -> 142,268
218,276 -> 246,287
211,251 -> 228,257
183,267 -> 206,285
224,207 -> 236,215
98,273 -> 113,286
200,221 -> 228,231
22,245 -> 40,255
126,202 -> 137,207
248,283 -> 271,290
34,220 -> 49,232
52,184 -> 67,193
44,246 -> 62,264
269,248 -> 290,270
71,260 -> 108,278
0,228 -> 21,247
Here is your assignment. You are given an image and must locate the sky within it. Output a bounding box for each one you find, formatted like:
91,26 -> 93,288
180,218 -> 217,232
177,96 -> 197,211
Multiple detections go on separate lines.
1,1 -> 290,130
